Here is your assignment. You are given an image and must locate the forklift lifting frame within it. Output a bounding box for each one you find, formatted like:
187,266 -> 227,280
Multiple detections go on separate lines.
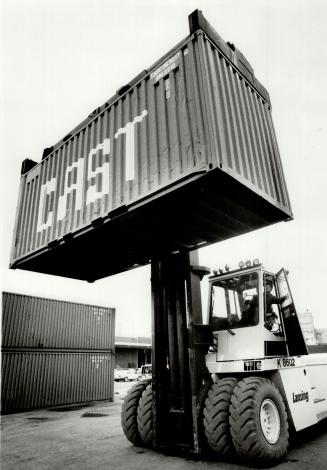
151,250 -> 211,452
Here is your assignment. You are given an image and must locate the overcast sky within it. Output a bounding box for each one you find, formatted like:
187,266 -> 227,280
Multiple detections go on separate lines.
1,0 -> 327,335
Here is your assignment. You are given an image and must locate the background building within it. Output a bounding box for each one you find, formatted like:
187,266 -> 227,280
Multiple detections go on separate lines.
298,310 -> 327,346
115,336 -> 152,368
298,310 -> 317,345
315,329 -> 327,345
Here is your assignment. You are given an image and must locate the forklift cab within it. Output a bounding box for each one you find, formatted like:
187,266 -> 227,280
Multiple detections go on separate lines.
207,263 -> 307,362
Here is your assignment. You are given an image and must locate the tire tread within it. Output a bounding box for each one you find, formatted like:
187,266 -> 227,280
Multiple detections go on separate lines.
137,384 -> 153,445
230,377 -> 289,466
121,379 -> 151,445
203,377 -> 238,458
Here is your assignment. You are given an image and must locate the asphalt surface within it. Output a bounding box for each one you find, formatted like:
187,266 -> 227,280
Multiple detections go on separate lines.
1,381 -> 326,470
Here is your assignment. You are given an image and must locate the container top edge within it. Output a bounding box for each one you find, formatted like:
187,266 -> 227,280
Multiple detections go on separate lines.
2,291 -> 116,312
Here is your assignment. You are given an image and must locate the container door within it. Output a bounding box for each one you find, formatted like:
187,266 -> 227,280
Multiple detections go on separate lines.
276,269 -> 308,356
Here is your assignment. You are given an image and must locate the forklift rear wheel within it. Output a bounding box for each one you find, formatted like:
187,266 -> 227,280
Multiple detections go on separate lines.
230,377 -> 289,466
203,377 -> 238,458
121,379 -> 151,445
137,383 -> 153,445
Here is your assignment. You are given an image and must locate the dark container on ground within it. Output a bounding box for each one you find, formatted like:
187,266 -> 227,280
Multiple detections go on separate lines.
2,292 -> 115,350
1,351 -> 114,412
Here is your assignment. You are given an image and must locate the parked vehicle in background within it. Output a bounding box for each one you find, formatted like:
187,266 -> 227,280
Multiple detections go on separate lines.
127,368 -> 141,381
114,368 -> 140,382
137,364 -> 152,381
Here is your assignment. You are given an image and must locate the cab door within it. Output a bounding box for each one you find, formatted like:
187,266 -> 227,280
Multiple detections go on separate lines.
276,269 -> 308,356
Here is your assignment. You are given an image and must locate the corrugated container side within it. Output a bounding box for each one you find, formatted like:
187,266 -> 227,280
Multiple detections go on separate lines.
10,15 -> 292,281
1,351 -> 114,412
12,40 -> 209,262
197,33 -> 291,210
2,292 -> 115,350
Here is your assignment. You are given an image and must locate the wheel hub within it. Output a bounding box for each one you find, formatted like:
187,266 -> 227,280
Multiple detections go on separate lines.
260,398 -> 280,444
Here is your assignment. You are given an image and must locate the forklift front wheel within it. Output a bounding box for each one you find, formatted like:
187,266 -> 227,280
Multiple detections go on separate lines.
121,379 -> 151,445
203,377 -> 238,458
230,377 -> 289,466
137,383 -> 153,445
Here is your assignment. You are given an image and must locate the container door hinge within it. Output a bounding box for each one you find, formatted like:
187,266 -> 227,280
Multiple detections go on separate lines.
91,217 -> 104,228
109,205 -> 127,219
62,232 -> 73,243
47,239 -> 60,249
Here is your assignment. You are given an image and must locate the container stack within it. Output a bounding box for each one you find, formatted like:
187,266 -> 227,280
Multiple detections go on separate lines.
1,292 -> 115,412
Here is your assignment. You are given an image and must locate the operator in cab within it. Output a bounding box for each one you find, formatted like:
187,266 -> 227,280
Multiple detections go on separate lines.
264,279 -> 288,330
243,278 -> 288,330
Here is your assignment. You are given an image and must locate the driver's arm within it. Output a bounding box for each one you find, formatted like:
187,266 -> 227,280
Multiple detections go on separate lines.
270,294 -> 288,305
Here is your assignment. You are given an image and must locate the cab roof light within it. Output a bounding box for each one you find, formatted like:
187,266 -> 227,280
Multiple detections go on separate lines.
253,258 -> 260,266
239,261 -> 245,268
225,265 -> 230,272
245,260 -> 251,267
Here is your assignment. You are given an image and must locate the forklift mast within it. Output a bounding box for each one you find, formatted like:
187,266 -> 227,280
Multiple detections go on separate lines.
151,250 -> 211,452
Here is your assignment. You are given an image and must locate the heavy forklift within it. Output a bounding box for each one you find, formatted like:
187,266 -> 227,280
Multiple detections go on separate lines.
121,251 -> 327,466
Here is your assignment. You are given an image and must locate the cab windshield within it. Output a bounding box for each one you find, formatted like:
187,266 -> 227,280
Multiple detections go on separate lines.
210,272 -> 259,330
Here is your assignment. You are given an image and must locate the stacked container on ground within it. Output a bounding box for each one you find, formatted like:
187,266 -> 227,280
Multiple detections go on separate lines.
1,292 -> 115,412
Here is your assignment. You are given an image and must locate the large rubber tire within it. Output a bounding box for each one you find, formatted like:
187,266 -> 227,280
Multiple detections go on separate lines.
121,379 -> 150,445
230,377 -> 289,466
203,377 -> 238,458
197,379 -> 214,452
137,383 -> 153,445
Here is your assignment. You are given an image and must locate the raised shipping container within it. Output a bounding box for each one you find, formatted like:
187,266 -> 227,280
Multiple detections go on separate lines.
2,292 -> 115,350
1,351 -> 114,412
10,11 -> 292,281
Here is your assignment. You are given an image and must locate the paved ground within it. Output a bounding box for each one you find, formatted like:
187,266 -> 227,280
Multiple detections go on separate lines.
1,381 -> 327,470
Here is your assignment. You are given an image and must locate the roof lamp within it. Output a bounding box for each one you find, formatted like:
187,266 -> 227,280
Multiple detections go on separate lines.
245,260 -> 251,267
253,258 -> 260,265
239,261 -> 245,268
